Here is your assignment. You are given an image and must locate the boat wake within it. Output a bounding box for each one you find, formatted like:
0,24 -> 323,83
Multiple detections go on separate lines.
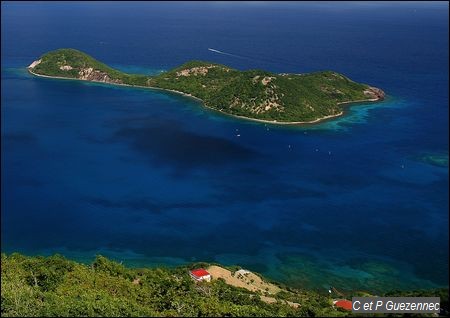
207,48 -> 247,59
207,48 -> 302,68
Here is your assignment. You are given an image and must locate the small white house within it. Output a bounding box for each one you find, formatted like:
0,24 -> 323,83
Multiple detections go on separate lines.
189,268 -> 211,282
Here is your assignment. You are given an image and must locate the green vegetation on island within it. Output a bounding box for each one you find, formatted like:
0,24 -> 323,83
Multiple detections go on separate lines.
30,48 -> 149,86
0,253 -> 335,317
2,253 -> 447,317
28,48 -> 385,123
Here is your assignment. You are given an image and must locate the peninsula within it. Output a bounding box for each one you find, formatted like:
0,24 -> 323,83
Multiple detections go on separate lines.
28,48 -> 385,124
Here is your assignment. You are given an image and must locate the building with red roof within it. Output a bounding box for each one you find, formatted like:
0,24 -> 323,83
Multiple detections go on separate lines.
334,299 -> 353,311
189,268 -> 211,282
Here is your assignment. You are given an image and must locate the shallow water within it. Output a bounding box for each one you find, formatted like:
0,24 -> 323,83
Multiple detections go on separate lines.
1,2 -> 448,293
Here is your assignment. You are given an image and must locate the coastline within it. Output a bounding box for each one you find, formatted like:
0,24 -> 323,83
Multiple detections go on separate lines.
27,68 -> 382,125
4,252 -> 446,317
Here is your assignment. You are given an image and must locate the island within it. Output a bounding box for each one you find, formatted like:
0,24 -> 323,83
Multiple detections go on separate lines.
28,48 -> 385,124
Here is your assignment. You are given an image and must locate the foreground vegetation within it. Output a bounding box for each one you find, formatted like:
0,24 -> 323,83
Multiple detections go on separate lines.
29,48 -> 384,123
1,253 -> 447,317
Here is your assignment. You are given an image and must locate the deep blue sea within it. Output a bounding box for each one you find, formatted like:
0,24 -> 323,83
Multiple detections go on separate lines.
2,2 -> 448,293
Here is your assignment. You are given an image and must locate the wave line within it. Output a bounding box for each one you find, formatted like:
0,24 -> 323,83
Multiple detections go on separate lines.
208,48 -> 303,68
208,48 -> 247,59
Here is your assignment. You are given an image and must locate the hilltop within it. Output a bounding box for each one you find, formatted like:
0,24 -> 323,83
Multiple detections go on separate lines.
2,253 -> 448,317
28,48 -> 385,124
0,253 -> 337,317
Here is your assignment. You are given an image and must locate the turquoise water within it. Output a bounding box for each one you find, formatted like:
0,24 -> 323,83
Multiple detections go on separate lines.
1,2 -> 448,294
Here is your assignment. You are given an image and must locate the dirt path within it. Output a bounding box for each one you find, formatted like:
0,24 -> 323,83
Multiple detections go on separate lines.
207,265 -> 280,294
260,295 -> 300,308
206,265 -> 300,308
